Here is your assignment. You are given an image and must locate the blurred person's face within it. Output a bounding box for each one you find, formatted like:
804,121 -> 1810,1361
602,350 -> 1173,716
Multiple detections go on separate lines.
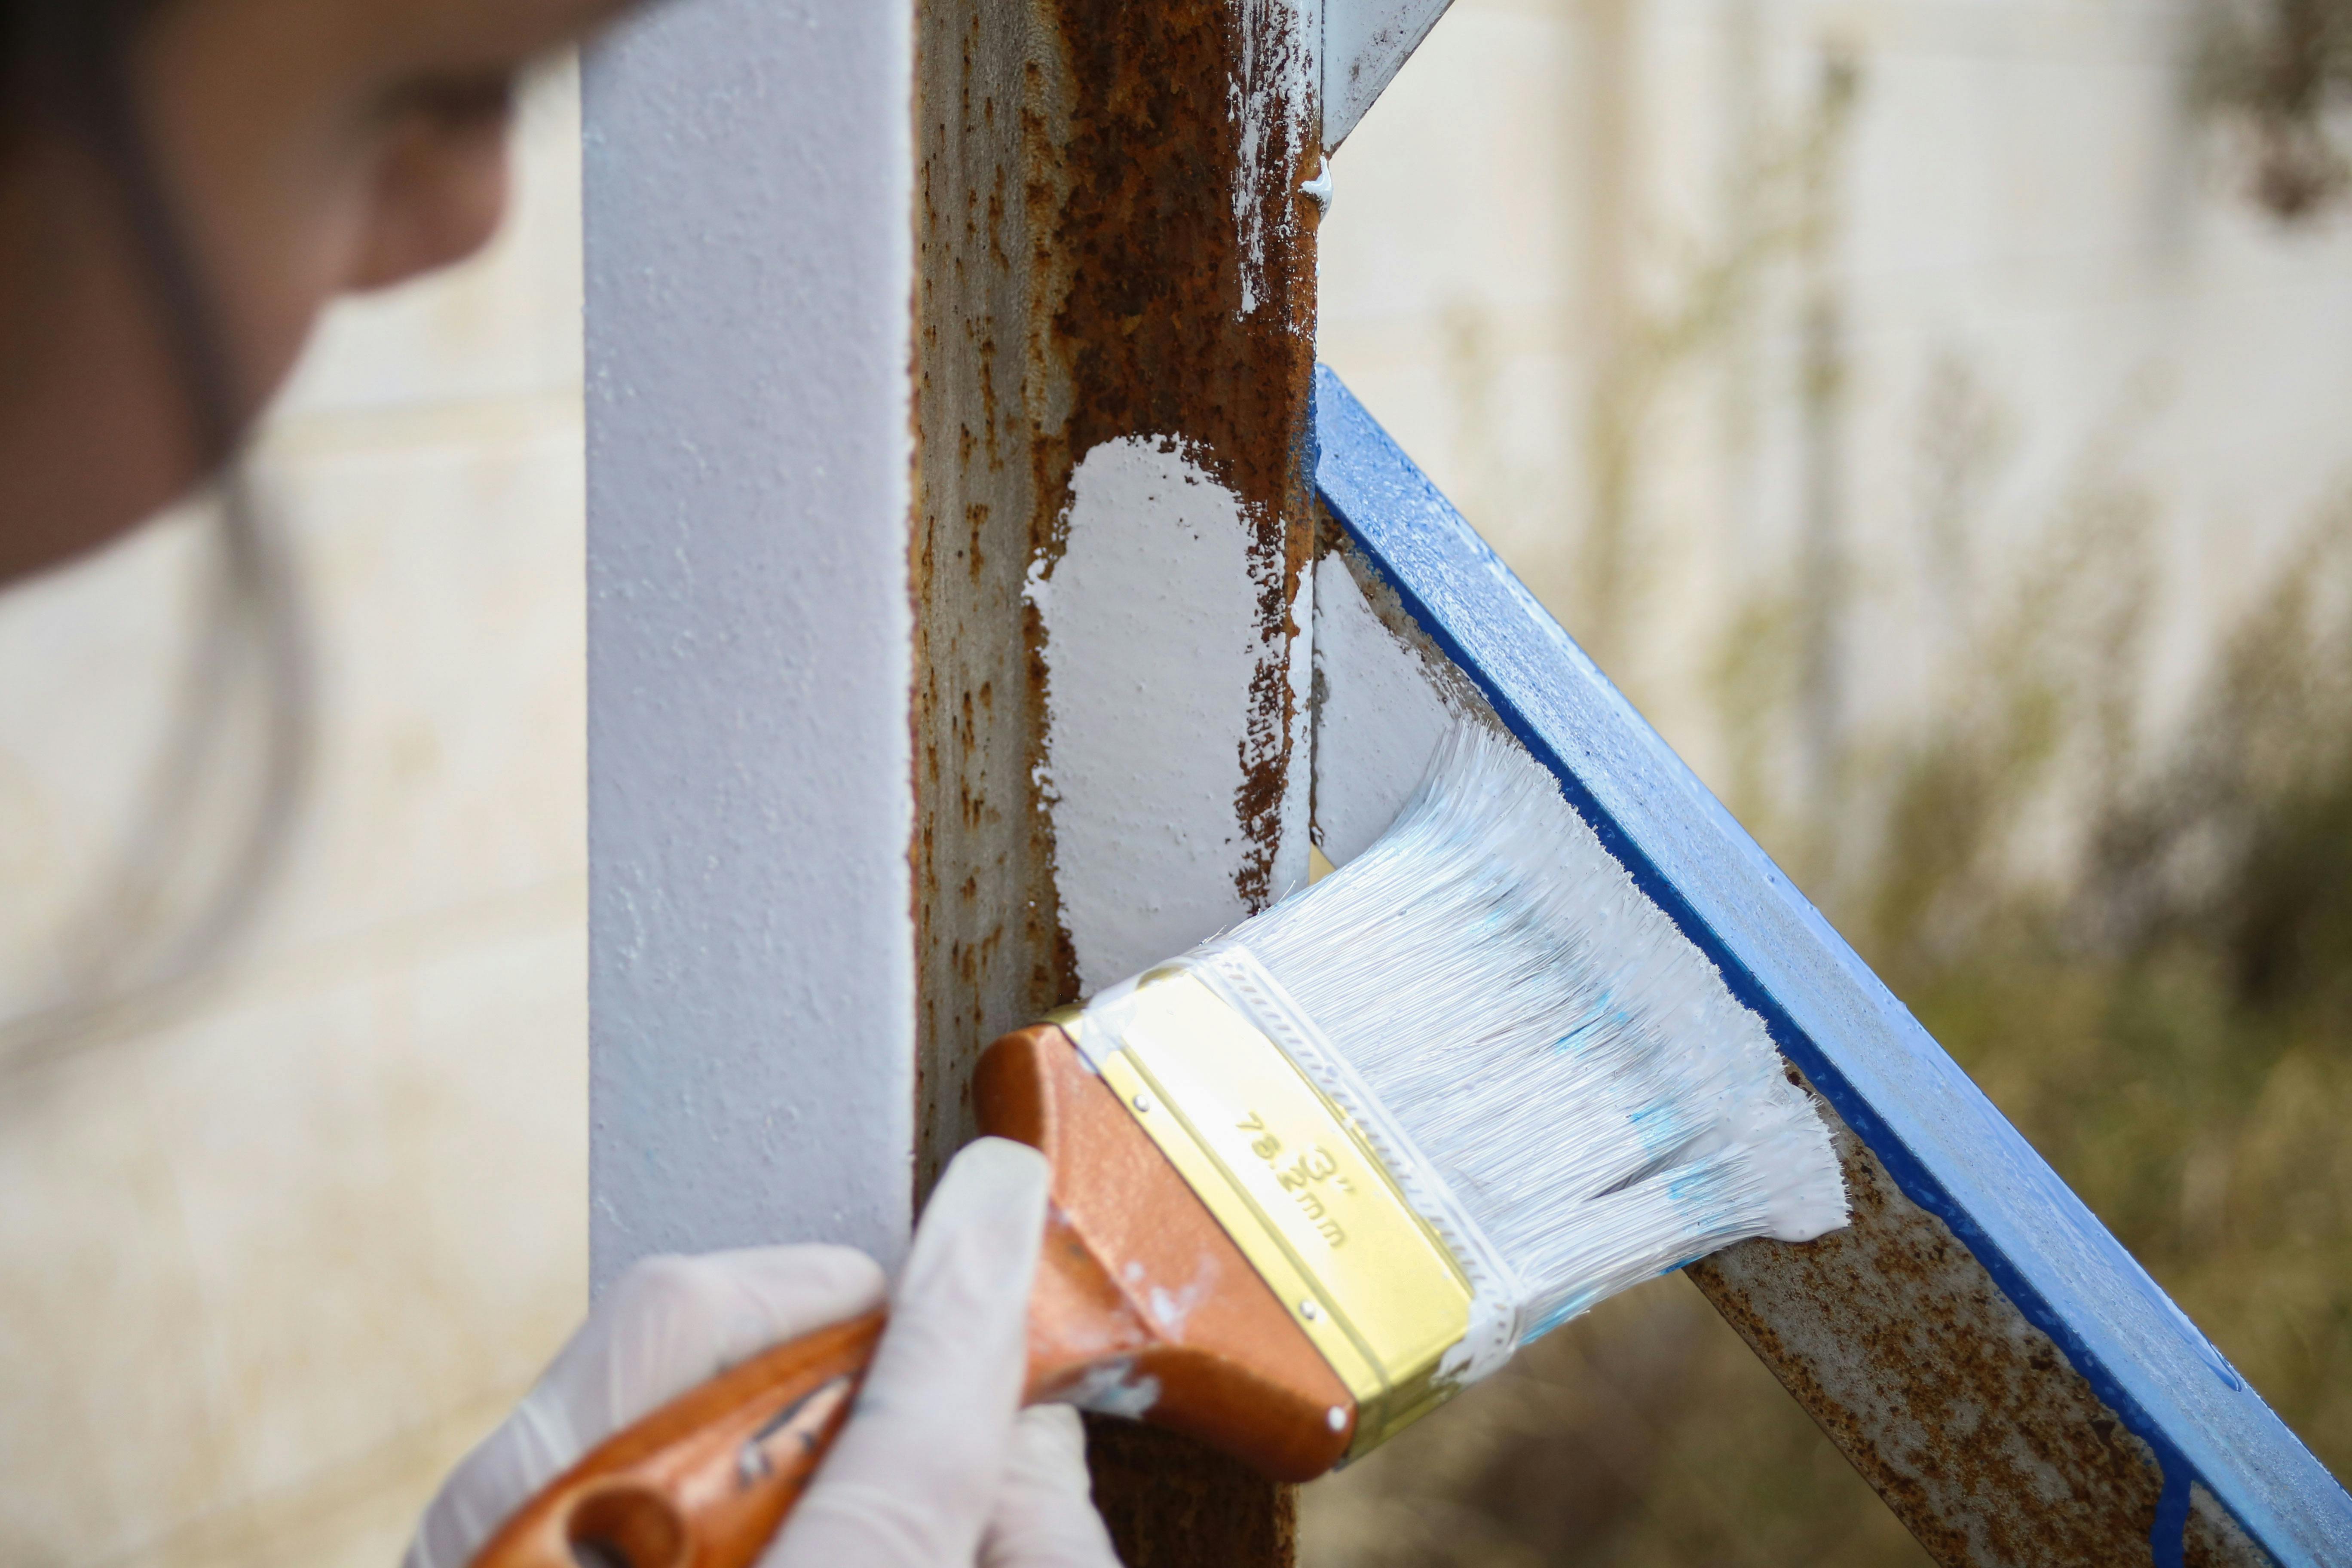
0,0 -> 633,586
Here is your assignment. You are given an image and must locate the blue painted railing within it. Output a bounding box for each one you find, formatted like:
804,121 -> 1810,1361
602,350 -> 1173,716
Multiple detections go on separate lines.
1312,363 -> 2352,1565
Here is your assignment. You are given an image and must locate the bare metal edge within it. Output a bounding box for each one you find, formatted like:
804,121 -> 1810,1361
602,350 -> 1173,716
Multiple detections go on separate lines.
1324,0 -> 1457,150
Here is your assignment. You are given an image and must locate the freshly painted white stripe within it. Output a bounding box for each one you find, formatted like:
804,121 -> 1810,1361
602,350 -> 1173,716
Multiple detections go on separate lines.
1030,436 -> 1306,994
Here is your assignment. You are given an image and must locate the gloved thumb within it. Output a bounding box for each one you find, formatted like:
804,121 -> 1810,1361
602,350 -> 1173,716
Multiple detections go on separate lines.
765,1136 -> 1050,1568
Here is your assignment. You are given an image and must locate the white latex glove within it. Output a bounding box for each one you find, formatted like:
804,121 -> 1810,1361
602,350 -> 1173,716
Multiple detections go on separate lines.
406,1137 -> 1120,1568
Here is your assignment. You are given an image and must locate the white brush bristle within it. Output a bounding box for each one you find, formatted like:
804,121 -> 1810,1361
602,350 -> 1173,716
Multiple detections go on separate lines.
1230,724 -> 1847,1345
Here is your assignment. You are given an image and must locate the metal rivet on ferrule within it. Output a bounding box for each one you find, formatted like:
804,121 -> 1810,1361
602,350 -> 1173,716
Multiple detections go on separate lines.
1132,1090 -> 1154,1113
1298,1299 -> 1320,1321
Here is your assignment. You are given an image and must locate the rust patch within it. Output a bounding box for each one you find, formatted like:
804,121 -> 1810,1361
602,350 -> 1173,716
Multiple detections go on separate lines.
913,3 -> 1075,1196
918,0 -> 1329,1167
919,7 -> 1320,1556
1029,0 -> 1321,919
1084,1417 -> 1299,1568
1687,1084 -> 2256,1566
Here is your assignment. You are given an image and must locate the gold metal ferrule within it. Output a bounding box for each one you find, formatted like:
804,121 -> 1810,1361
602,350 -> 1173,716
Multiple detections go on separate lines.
1064,968 -> 1474,1458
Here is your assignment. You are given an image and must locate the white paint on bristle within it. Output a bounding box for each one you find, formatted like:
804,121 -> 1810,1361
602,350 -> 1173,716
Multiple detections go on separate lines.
1214,724 -> 1848,1378
1029,436 -> 1306,992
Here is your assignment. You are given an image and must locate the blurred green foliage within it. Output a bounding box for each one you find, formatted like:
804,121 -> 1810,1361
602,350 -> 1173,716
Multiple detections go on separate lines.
1303,496 -> 2352,1563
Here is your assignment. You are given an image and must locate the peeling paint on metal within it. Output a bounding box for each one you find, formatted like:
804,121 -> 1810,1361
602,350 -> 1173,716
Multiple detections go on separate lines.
927,3 -> 1321,1556
1233,0 -> 1320,316
1029,0 -> 1323,947
1029,0 -> 1323,978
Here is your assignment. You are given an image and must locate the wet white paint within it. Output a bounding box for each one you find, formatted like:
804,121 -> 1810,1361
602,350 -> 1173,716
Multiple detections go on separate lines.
1030,437 -> 1298,994
1247,725 -> 1847,1374
1144,1251 -> 1223,1340
1052,1357 -> 1164,1420
1301,158 -> 1334,215
1310,556 -> 1458,865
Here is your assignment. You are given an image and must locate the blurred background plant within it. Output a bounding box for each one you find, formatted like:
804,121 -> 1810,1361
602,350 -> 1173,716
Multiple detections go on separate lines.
1303,478 -> 2352,1566
2194,0 -> 2352,219
1305,0 -> 2352,1558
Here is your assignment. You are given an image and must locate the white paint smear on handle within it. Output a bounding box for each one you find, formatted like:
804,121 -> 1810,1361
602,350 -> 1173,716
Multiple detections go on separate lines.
1029,437 -> 1269,993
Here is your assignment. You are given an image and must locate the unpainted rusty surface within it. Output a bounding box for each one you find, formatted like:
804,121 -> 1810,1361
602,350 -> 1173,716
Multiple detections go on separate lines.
1691,1099 -> 2167,1566
1029,0 -> 1320,916
913,1 -> 1067,1198
1084,1417 -> 1301,1568
916,3 -> 1322,1561
1690,1095 -> 2275,1568
1318,529 -> 2276,1568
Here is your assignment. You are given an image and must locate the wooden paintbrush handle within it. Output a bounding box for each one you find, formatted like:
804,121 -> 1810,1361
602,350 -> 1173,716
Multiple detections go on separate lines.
468,1308 -> 885,1568
472,1021 -> 1355,1568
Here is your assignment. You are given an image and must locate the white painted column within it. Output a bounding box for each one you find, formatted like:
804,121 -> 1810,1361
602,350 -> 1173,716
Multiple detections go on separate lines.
583,0 -> 917,1289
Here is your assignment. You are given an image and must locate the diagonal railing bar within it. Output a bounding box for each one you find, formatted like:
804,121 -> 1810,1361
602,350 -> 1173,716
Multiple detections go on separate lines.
1310,363 -> 2352,1568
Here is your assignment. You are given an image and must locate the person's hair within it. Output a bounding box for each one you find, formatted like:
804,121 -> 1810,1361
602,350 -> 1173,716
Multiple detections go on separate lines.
1,0 -> 40,137
1,0 -> 167,145
3,0 -> 237,461
0,0 -> 24,108
0,0 -> 315,1069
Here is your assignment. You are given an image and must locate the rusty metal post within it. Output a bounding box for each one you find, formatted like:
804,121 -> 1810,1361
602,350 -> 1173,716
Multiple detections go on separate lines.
916,2 -> 1323,1562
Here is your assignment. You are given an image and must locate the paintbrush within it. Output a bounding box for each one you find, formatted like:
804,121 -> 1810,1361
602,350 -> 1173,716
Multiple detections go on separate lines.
474,724 -> 1848,1568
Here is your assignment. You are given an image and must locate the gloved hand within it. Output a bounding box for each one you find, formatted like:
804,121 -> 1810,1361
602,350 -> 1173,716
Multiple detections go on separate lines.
405,1137 -> 1121,1568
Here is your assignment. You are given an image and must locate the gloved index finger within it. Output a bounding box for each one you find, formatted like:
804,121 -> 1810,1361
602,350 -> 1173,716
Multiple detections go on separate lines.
407,1243 -> 886,1568
585,1245 -> 889,1430
767,1136 -> 1052,1568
